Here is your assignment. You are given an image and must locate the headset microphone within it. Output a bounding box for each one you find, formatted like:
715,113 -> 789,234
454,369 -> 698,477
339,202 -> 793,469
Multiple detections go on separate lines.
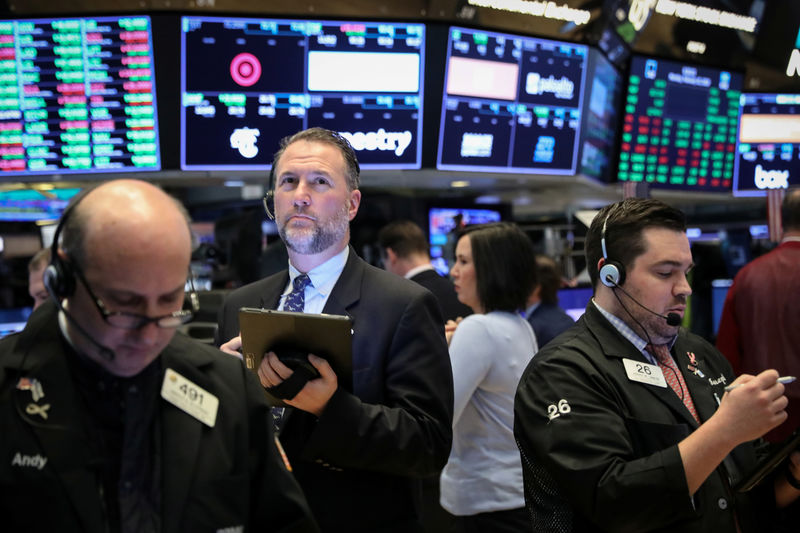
44,280 -> 117,361
603,273 -> 682,327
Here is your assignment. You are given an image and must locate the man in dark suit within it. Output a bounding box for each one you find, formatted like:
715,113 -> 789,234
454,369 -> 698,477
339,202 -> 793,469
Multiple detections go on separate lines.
378,219 -> 471,321
524,253 -> 574,348
216,128 -> 453,532
0,179 -> 317,532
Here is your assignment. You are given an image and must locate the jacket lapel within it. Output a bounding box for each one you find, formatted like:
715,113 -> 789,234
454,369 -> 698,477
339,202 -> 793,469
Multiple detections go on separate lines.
7,304 -> 106,531
672,336 -> 719,423
322,246 -> 362,319
584,305 -> 699,427
259,272 -> 288,311
158,339 -> 214,533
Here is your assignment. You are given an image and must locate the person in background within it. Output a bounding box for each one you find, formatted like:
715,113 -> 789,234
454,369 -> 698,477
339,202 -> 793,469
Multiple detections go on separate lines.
0,179 -> 317,532
216,127 -> 453,532
524,253 -> 574,348
378,219 -> 470,533
515,197 -> 800,533
716,188 -> 800,443
378,219 -> 471,321
27,247 -> 50,310
441,222 -> 538,532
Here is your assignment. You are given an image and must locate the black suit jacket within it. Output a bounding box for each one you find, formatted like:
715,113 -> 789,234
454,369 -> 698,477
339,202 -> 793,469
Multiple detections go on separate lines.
526,302 -> 575,348
410,268 -> 472,321
515,304 -> 775,533
0,301 -> 317,533
217,248 -> 454,532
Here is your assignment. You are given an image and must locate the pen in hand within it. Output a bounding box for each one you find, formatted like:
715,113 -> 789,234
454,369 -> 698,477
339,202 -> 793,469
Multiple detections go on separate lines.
724,376 -> 796,392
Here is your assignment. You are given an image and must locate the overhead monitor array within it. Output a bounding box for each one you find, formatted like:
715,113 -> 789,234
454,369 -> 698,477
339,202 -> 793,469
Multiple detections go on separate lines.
1,14 -> 781,195
0,15 -> 161,176
180,16 -> 425,170
734,93 -> 800,196
437,26 -> 588,174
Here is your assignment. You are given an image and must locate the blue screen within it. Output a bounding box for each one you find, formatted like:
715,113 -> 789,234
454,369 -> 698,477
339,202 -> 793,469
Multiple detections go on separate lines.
181,17 -> 425,170
428,206 -> 502,275
734,93 -> 800,197
579,48 -> 622,182
436,26 -> 588,174
0,187 -> 80,221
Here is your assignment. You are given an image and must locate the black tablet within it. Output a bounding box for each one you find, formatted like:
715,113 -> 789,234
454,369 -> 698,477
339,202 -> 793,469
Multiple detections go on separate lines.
239,307 -> 353,406
735,428 -> 800,492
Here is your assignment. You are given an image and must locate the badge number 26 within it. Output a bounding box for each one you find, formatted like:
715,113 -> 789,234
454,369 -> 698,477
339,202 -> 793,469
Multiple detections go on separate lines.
547,399 -> 571,421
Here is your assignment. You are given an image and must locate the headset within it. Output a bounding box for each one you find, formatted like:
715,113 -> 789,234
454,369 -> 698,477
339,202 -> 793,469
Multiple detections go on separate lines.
597,207 -> 681,327
43,185 -> 99,299
262,165 -> 276,221
599,213 -> 626,287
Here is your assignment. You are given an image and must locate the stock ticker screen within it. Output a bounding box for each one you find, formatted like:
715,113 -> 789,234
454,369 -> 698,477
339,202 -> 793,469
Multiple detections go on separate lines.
181,17 -> 425,170
734,93 -> 800,196
617,56 -> 742,191
0,16 -> 161,176
437,27 -> 587,174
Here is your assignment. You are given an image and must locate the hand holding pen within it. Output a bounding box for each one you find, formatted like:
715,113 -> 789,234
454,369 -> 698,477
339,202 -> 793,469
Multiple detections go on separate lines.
725,376 -> 796,392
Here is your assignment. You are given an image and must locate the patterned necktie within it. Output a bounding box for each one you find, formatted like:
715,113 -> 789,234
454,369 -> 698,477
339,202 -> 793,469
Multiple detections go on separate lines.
273,274 -> 312,434
646,344 -> 700,423
284,274 -> 311,312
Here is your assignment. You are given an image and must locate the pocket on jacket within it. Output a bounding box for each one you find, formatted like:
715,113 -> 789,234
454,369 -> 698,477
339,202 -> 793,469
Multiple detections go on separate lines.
624,417 -> 690,456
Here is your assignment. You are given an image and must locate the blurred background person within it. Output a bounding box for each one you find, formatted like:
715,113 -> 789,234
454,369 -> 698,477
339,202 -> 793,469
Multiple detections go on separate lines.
441,222 -> 538,532
27,247 -> 50,311
716,188 -> 800,443
524,253 -> 575,349
379,219 -> 471,322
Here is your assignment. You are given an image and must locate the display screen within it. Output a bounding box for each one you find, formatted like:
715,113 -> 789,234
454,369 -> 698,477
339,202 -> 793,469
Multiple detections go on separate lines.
734,93 -> 800,196
0,16 -> 161,176
0,187 -> 80,221
181,17 -> 425,170
428,206 -> 502,275
578,48 -> 622,182
617,56 -> 742,191
437,26 -> 587,174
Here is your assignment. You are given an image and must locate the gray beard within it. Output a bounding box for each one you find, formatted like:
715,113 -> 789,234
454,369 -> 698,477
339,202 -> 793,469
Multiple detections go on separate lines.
279,204 -> 350,255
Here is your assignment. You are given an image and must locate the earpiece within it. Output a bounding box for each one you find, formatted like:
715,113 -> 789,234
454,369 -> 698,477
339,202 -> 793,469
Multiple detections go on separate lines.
262,165 -> 275,220
43,186 -> 96,299
599,213 -> 626,287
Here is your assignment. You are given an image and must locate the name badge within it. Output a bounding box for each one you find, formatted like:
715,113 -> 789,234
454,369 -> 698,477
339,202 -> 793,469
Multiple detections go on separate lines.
623,358 -> 667,388
161,368 -> 219,427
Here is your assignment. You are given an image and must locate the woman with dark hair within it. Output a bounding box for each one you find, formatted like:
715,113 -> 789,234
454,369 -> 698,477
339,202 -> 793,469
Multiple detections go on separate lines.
440,222 -> 539,532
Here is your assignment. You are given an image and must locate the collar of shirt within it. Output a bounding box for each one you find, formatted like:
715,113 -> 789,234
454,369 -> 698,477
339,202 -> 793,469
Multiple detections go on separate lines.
592,299 -> 676,365
404,263 -> 436,280
282,246 -> 349,314
781,236 -> 800,244
524,301 -> 540,319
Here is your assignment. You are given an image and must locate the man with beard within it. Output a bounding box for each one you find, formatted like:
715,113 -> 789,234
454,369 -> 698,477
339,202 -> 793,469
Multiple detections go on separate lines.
216,128 -> 453,532
514,198 -> 800,532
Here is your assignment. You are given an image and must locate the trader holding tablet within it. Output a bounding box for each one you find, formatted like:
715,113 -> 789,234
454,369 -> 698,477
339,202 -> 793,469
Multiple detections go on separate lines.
217,128 -> 453,532
514,198 -> 800,532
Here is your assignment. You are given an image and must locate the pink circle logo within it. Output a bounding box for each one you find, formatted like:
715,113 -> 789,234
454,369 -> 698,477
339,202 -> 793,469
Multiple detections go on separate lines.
230,53 -> 261,87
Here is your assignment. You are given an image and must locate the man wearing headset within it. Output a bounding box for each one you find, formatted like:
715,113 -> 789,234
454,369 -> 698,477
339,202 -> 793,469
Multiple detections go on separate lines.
514,198 -> 800,532
0,179 -> 317,532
